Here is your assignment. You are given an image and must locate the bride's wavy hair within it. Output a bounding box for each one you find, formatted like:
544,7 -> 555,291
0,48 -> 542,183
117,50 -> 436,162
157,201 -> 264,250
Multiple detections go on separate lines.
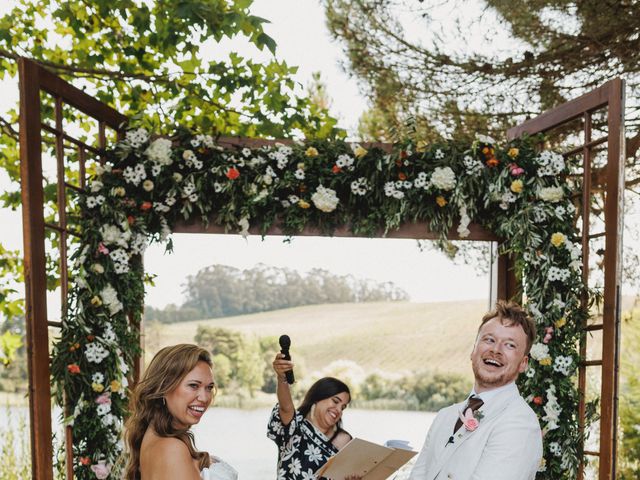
122,344 -> 215,479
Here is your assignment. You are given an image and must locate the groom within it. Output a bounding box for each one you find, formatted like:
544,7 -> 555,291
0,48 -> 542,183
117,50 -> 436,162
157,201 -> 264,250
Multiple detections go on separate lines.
409,300 -> 542,480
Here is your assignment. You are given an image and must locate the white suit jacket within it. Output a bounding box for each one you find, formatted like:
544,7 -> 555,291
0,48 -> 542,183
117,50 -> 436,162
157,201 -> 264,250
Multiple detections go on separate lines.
409,383 -> 542,480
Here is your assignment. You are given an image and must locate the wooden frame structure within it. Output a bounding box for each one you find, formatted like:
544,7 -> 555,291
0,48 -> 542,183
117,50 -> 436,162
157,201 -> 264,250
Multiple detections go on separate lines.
507,78 -> 625,480
18,56 -> 623,480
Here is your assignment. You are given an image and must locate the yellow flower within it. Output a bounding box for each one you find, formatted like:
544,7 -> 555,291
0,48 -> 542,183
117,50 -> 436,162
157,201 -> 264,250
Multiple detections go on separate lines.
508,147 -> 519,158
510,180 -> 524,193
555,317 -> 567,329
305,147 -> 319,157
297,162 -> 305,170
90,296 -> 102,307
111,187 -> 125,197
92,382 -> 104,393
436,196 -> 447,207
353,145 -> 368,159
110,380 -> 121,392
550,232 -> 566,247
539,357 -> 552,366
298,200 -> 311,209
416,140 -> 429,153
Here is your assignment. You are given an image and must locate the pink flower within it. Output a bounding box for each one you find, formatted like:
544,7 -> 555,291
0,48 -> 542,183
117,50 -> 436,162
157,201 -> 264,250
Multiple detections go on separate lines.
90,461 -> 111,479
463,417 -> 479,431
95,393 -> 111,405
97,243 -> 109,255
508,163 -> 525,176
543,326 -> 554,344
459,408 -> 480,431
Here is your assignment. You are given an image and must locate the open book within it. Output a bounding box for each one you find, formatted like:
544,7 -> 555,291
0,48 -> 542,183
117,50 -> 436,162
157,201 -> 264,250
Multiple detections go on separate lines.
315,438 -> 417,480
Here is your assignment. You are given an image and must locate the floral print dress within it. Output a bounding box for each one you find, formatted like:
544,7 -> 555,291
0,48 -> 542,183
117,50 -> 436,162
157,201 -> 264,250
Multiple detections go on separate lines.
267,404 -> 338,480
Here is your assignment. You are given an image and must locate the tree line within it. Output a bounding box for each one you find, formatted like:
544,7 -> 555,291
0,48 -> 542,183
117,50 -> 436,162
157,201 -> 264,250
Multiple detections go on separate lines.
144,263 -> 409,323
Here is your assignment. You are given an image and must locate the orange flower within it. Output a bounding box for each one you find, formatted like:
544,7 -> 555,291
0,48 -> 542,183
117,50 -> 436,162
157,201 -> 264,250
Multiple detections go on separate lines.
226,167 -> 240,180
67,364 -> 81,374
140,201 -> 153,211
436,196 -> 447,207
486,157 -> 499,167
533,396 -> 543,405
86,335 -> 95,342
399,150 -> 408,159
332,165 -> 342,174
398,172 -> 407,181
79,456 -> 91,466
127,215 -> 135,225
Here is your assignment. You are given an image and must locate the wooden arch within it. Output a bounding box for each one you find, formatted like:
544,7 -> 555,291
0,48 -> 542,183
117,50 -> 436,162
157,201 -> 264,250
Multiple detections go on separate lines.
18,57 -> 623,479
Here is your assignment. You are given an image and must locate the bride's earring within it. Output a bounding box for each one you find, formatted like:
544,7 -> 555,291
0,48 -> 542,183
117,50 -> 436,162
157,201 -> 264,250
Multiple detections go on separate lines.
162,397 -> 166,406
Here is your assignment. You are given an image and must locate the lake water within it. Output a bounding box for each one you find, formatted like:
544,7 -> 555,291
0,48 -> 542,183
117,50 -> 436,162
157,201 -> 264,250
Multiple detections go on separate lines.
1,406 -> 436,479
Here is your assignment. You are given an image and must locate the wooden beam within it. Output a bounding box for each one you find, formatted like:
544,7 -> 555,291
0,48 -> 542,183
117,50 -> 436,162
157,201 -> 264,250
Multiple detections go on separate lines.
18,57 -> 54,480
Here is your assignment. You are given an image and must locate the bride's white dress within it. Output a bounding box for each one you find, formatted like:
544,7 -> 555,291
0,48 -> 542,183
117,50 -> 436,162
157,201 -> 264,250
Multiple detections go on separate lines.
200,456 -> 238,480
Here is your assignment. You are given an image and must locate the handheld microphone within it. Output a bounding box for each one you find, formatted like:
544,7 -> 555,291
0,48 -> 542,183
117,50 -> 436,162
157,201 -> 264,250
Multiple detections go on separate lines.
278,335 -> 295,384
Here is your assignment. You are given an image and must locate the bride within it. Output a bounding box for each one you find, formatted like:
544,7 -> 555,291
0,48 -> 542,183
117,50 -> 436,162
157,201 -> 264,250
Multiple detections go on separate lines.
123,344 -> 238,480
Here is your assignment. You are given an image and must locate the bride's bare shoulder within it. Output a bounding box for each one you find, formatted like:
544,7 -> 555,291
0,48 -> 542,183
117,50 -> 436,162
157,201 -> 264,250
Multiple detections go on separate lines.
140,429 -> 199,479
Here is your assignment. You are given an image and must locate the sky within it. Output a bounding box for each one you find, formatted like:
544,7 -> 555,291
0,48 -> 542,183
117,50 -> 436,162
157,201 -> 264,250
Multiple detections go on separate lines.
1,0 -> 636,315
0,0 -> 493,315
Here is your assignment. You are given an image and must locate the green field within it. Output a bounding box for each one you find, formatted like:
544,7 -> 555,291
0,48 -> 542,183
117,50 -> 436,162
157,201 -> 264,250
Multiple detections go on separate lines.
146,299 -> 490,380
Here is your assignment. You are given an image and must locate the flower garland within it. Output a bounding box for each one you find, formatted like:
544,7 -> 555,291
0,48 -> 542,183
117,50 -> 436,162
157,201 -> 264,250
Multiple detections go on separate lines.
50,127 -> 590,479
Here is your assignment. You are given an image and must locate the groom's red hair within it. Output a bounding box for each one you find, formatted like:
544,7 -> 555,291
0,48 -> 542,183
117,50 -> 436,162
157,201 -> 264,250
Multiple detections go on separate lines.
479,300 -> 536,354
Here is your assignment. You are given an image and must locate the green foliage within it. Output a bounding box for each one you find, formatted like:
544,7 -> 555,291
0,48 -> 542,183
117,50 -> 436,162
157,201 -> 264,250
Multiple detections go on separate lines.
0,405 -> 30,479
194,325 -> 263,395
145,263 -> 408,322
619,306 -> 640,479
359,371 -> 471,411
0,331 -> 22,367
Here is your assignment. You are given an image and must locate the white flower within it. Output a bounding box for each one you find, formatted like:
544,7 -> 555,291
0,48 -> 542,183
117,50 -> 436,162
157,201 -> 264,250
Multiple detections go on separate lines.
122,164 -> 146,186
151,164 -> 162,177
130,233 -> 148,255
434,149 -> 445,159
311,185 -> 339,213
476,133 -> 496,144
336,154 -> 354,169
529,343 -> 550,361
96,403 -> 111,416
242,147 -> 252,157
532,205 -> 547,222
554,205 -> 566,218
430,166 -> 456,191
188,193 -> 198,202
542,385 -> 562,431
538,186 -> 564,203
288,195 -> 300,204
85,342 -> 109,364
101,225 -> 130,248
92,372 -> 105,384
238,217 -> 250,239
350,177 -> 369,196
124,128 -> 149,149
173,172 -> 183,183
553,355 -> 574,375
294,168 -> 305,180
281,200 -> 291,208
101,414 -> 116,427
525,366 -> 535,378
537,151 -> 565,176
463,155 -> 483,176
90,181 -> 103,193
145,138 -> 173,166
86,197 -> 98,208
457,205 -> 471,238
103,324 -> 117,343
143,180 -> 154,192
549,442 -> 562,457
100,285 -> 123,316
548,266 -> 570,282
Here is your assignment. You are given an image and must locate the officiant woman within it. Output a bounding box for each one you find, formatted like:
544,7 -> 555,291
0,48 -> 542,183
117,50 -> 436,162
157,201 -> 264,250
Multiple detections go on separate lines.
267,353 -> 360,480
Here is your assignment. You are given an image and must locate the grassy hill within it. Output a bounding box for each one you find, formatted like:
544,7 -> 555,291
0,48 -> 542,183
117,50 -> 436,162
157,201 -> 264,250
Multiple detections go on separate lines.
145,300 -> 489,380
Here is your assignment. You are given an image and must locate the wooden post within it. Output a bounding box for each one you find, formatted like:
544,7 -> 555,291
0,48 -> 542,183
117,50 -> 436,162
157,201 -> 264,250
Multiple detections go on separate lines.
19,57 -> 54,480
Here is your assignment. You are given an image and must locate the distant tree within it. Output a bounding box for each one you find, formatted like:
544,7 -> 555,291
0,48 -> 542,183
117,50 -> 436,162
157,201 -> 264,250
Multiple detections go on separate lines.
147,263 -> 409,322
194,325 -> 264,395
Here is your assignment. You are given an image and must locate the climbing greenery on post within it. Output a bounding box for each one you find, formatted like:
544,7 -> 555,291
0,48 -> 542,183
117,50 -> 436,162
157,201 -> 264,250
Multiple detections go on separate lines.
50,127 -> 589,479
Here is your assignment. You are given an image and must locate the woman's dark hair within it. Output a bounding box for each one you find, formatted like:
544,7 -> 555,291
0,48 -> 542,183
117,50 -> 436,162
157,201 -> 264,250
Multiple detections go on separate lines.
299,377 -> 351,435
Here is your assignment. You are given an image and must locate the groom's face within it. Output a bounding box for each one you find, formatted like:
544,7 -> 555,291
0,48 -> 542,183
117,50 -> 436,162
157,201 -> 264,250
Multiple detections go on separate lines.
470,317 -> 529,393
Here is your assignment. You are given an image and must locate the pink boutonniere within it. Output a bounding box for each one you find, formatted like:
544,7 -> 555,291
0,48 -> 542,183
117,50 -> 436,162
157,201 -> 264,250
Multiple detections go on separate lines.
459,408 -> 484,431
